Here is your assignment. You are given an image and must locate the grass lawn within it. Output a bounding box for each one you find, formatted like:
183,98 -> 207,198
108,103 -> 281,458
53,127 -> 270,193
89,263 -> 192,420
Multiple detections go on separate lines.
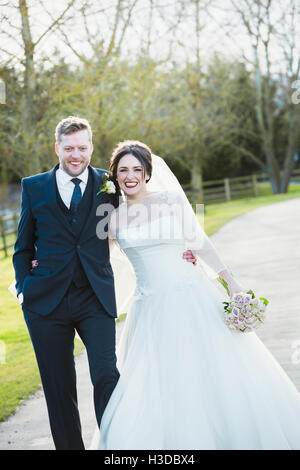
0,182 -> 299,422
203,183 -> 300,236
0,257 -> 84,422
0,257 -> 42,421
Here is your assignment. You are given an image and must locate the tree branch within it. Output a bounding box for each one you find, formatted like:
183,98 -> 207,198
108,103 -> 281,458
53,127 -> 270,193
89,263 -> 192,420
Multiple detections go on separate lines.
34,0 -> 76,48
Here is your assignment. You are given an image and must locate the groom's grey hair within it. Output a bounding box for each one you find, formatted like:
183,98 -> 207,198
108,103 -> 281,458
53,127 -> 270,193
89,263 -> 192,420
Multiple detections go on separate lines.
55,116 -> 93,144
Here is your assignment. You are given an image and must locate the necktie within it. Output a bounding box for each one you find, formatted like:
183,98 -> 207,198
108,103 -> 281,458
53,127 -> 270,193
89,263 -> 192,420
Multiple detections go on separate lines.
70,178 -> 82,213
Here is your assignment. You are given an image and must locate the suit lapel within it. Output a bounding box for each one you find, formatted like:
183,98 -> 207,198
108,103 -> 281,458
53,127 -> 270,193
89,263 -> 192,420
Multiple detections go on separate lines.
44,165 -> 109,241
44,164 -> 75,236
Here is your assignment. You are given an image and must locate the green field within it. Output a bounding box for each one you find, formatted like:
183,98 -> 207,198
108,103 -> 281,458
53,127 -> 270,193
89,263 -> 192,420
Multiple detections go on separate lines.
0,183 -> 300,422
0,257 -> 41,421
204,183 -> 300,235
0,257 -> 84,421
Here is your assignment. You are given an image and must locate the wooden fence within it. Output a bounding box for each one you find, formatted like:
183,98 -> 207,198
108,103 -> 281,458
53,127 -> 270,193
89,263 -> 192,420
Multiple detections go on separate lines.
0,213 -> 19,258
185,168 -> 300,204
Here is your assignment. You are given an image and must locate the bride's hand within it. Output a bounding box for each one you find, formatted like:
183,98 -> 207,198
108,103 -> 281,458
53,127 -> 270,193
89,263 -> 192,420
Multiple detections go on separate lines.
182,250 -> 197,266
227,279 -> 248,297
31,259 -> 38,269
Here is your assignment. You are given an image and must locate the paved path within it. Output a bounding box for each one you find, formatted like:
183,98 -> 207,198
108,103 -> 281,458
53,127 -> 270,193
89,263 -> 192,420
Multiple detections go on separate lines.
0,322 -> 125,451
1,198 -> 299,450
213,198 -> 300,390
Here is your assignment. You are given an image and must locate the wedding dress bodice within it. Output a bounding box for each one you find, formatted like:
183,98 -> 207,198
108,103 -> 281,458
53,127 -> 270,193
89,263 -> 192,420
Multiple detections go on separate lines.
117,213 -> 202,296
111,191 -> 227,294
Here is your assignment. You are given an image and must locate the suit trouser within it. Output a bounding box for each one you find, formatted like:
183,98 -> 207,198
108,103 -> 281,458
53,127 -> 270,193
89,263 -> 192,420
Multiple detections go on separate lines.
23,281 -> 120,450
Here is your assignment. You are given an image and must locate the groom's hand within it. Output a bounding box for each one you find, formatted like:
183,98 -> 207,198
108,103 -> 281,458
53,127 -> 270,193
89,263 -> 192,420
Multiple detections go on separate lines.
182,250 -> 197,266
17,293 -> 24,306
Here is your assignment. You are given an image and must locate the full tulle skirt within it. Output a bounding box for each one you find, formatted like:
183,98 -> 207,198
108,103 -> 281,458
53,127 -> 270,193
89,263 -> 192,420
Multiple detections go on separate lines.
90,270 -> 300,450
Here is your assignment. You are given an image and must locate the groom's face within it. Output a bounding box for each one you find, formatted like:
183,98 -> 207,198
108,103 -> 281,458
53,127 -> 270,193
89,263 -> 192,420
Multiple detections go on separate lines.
55,129 -> 93,177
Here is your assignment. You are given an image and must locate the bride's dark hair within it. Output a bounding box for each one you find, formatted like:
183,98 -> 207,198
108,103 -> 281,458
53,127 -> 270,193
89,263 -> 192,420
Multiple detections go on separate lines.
109,140 -> 152,189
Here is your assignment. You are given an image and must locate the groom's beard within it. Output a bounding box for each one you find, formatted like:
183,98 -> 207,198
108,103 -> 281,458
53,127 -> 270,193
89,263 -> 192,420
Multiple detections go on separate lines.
60,158 -> 90,177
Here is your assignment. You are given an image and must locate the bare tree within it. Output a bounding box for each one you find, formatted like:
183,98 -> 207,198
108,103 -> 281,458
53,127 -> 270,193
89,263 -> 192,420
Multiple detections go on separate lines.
52,0 -> 141,68
277,0 -> 300,192
0,0 -> 76,174
229,0 -> 300,193
174,0 -> 215,199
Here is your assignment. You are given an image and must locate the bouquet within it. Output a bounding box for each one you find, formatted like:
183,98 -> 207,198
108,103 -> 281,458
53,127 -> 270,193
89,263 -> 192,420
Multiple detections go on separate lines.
217,278 -> 269,333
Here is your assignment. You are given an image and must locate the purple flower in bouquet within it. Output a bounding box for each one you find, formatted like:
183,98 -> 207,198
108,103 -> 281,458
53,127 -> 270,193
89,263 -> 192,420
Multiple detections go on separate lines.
233,294 -> 242,302
232,306 -> 240,316
217,279 -> 269,333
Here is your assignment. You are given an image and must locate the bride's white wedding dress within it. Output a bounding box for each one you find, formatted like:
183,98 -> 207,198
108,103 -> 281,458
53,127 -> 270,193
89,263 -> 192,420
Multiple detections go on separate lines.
90,190 -> 300,450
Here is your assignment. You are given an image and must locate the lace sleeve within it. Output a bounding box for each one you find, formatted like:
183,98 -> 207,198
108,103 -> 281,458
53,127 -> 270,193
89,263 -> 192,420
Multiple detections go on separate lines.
188,233 -> 228,276
163,190 -> 228,277
166,191 -> 247,295
146,156 -> 229,278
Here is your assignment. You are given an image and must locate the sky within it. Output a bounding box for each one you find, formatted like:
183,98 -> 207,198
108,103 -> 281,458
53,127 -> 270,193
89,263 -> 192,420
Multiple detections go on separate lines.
0,0 -> 298,77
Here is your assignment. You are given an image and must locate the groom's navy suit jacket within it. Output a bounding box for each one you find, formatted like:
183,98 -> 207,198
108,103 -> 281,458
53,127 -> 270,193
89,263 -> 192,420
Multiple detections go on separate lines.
13,164 -> 119,318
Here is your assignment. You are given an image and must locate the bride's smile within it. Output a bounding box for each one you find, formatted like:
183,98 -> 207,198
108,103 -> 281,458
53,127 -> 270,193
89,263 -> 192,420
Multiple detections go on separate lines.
116,153 -> 150,200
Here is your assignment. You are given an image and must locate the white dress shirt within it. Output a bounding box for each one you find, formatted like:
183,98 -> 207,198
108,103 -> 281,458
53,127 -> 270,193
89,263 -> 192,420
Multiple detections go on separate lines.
56,166 -> 89,209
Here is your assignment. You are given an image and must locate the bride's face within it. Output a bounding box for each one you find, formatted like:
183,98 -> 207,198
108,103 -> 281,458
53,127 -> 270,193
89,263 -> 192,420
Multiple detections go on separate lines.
117,154 -> 149,199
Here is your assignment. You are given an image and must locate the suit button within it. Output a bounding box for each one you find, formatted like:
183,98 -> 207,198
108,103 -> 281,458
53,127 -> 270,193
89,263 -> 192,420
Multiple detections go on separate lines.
77,245 -> 81,249
72,219 -> 76,223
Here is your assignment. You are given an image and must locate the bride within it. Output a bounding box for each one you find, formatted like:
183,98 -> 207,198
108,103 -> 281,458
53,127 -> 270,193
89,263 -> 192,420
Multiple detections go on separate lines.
91,140 -> 300,450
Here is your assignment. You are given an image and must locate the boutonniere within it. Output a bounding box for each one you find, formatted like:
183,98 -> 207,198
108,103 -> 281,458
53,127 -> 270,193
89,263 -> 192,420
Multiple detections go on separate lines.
97,172 -> 116,195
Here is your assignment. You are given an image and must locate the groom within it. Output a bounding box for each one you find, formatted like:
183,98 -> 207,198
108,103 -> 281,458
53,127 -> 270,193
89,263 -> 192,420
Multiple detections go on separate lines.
13,116 -> 121,450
